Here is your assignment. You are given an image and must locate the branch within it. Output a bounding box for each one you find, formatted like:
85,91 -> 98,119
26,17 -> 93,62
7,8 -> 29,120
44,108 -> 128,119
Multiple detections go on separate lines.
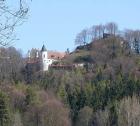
0,0 -> 30,46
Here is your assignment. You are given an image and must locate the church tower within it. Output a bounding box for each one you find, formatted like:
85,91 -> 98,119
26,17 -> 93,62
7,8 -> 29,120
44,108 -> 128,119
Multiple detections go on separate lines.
41,45 -> 48,71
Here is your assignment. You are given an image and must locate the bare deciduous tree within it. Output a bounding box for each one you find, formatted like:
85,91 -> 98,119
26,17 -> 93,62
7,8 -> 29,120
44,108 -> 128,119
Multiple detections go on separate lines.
0,47 -> 24,82
75,106 -> 93,126
0,0 -> 30,46
117,96 -> 140,126
125,30 -> 140,52
75,22 -> 118,46
75,29 -> 89,45
105,22 -> 118,35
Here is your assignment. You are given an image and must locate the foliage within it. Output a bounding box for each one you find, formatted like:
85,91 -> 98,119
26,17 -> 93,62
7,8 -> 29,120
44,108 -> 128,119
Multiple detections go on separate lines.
0,91 -> 11,126
1,23 -> 140,125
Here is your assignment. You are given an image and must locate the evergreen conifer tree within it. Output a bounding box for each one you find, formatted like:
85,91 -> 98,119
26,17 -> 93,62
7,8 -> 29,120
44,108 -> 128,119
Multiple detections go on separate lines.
0,92 -> 11,126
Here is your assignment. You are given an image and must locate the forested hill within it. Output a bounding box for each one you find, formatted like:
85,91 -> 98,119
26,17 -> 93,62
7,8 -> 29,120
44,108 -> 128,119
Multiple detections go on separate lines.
1,35 -> 140,126
1,0 -> 140,125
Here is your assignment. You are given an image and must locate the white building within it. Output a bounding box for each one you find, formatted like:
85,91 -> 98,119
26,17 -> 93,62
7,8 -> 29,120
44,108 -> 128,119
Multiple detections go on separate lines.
27,45 -> 66,71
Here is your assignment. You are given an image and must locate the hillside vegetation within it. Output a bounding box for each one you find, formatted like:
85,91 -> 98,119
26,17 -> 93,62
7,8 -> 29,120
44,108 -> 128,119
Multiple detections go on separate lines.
1,35 -> 140,126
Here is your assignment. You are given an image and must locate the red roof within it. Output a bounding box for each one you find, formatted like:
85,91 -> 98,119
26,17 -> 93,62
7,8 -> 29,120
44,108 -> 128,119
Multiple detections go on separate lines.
47,51 -> 66,60
26,50 -> 66,64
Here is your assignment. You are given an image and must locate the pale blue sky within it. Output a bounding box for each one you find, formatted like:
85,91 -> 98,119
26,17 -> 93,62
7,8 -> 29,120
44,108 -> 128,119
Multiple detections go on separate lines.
14,0 -> 140,54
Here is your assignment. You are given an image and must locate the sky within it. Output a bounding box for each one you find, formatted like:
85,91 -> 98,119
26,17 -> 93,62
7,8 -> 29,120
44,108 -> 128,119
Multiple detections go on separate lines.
14,0 -> 140,55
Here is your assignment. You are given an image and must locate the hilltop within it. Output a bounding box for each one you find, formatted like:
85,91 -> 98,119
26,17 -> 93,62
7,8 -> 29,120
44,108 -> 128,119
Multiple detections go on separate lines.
63,35 -> 140,77
0,35 -> 140,126
1,31 -> 140,126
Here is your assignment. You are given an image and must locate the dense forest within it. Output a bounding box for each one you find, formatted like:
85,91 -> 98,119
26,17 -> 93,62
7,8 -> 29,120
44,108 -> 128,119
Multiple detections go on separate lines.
1,1 -> 140,126
0,24 -> 140,126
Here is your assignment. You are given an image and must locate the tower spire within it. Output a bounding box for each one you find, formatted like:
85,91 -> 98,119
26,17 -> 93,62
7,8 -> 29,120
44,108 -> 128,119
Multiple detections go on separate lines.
41,45 -> 47,52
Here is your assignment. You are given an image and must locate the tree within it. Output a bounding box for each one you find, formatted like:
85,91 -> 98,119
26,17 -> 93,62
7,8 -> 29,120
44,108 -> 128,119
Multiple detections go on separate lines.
13,112 -> 23,126
117,96 -> 140,126
124,29 -> 134,43
89,25 -> 98,40
96,25 -> 105,39
0,47 -> 24,83
105,22 -> 118,35
23,91 -> 71,126
0,0 -> 30,46
75,29 -> 89,45
44,99 -> 71,126
0,91 -> 11,126
29,48 -> 40,59
125,30 -> 140,51
75,106 -> 93,126
91,108 -> 110,126
89,25 -> 105,40
134,38 -> 140,54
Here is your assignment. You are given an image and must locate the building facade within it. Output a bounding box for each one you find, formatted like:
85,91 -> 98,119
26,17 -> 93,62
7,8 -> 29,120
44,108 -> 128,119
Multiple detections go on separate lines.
27,45 -> 66,71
